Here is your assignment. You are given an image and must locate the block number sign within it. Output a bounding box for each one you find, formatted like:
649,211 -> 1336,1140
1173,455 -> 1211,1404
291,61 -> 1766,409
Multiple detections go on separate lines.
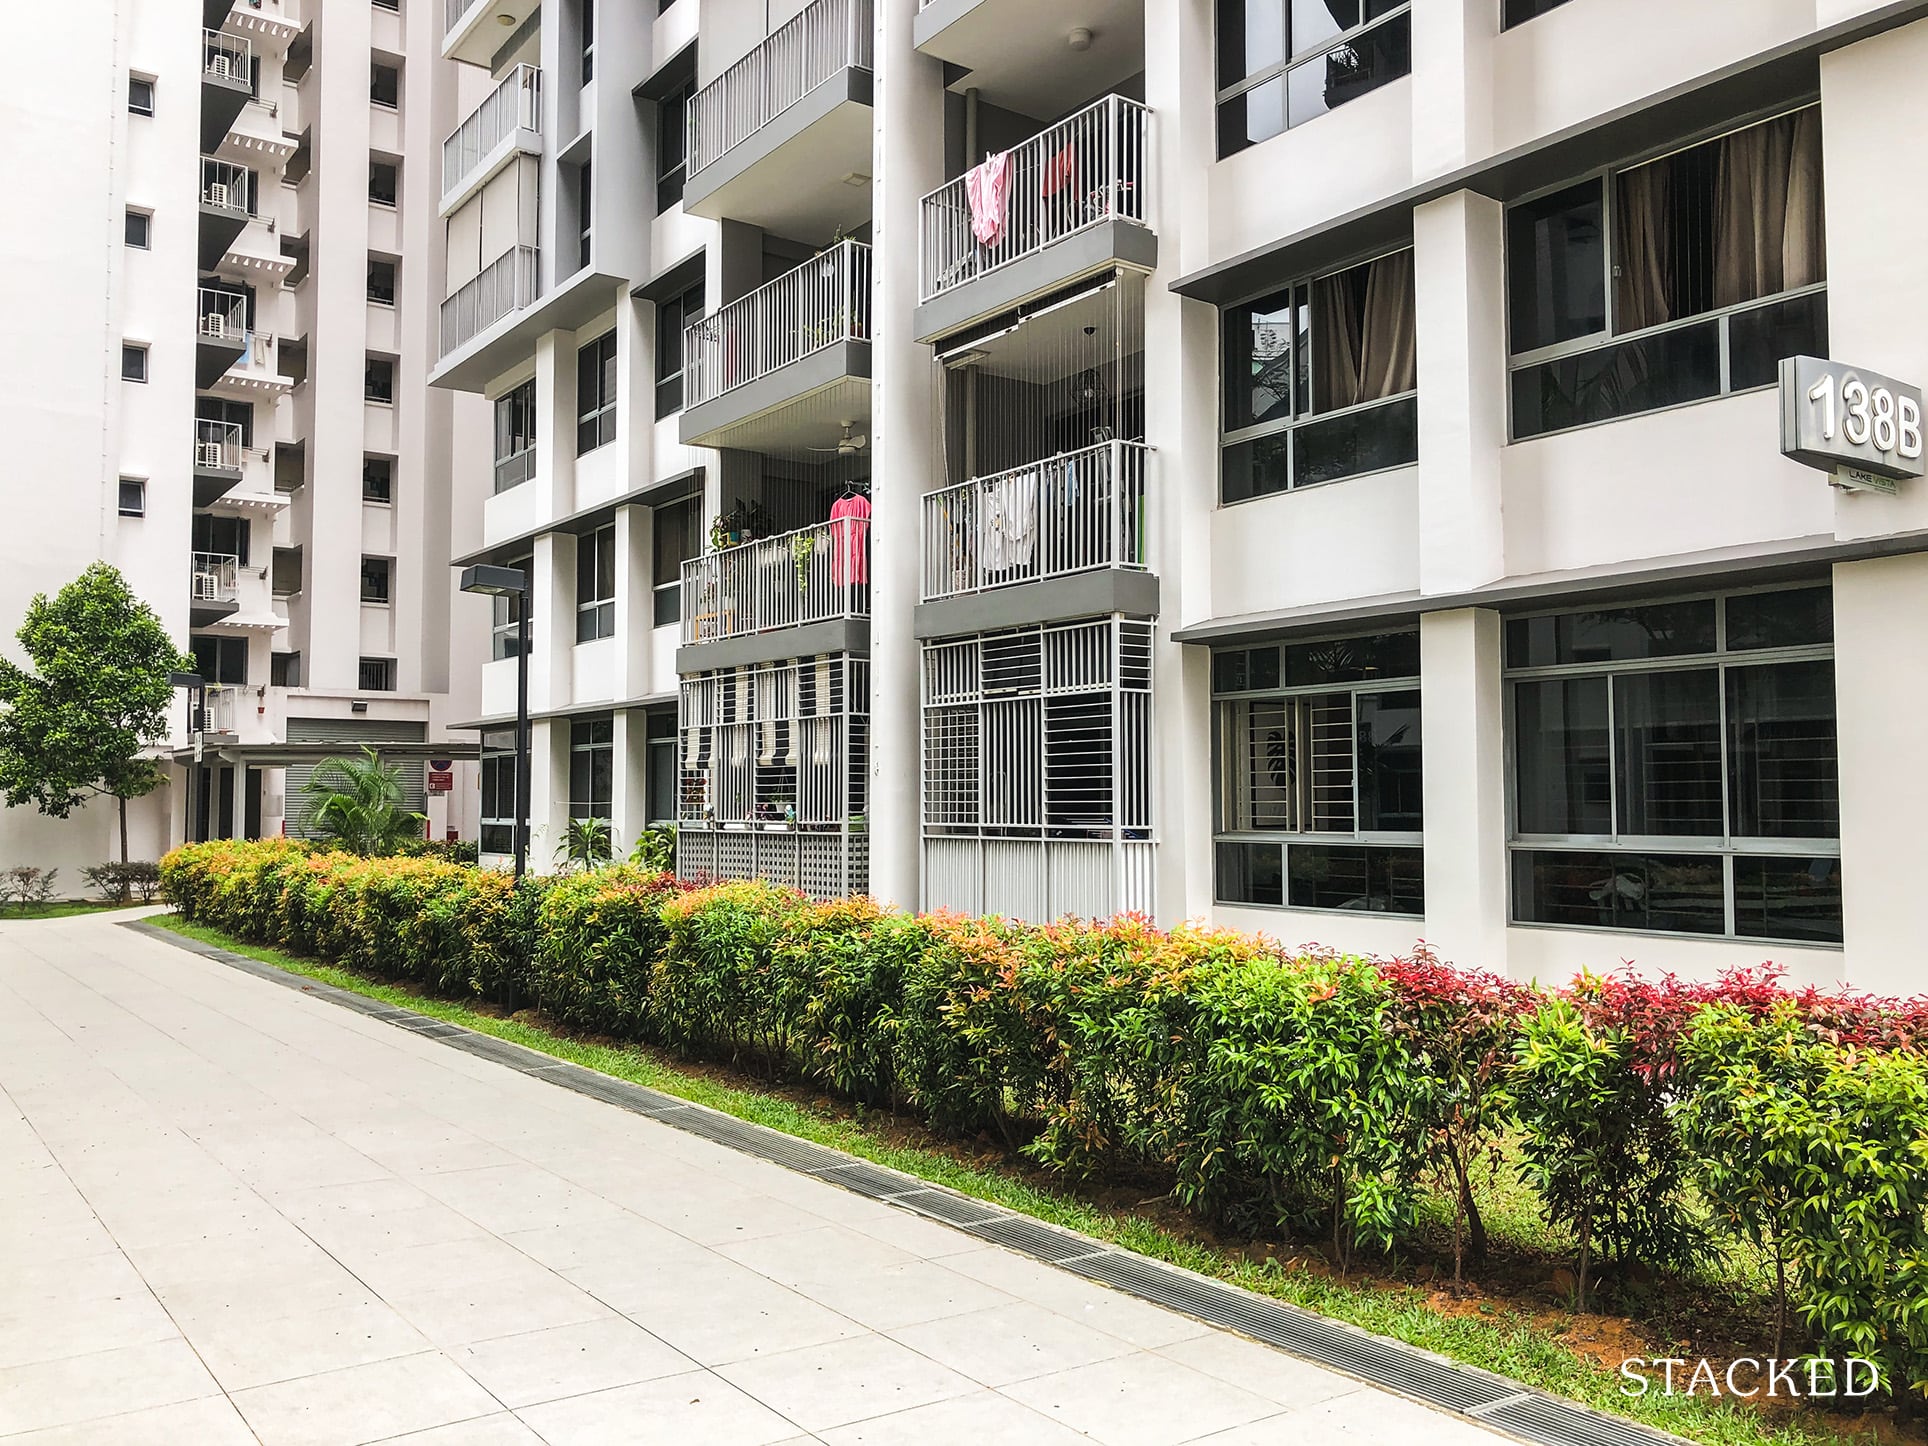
1780,355 -> 1925,495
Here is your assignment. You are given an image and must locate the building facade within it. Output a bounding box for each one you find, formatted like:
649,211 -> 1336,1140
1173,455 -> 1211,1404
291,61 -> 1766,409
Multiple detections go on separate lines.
431,0 -> 1928,995
0,0 -> 487,876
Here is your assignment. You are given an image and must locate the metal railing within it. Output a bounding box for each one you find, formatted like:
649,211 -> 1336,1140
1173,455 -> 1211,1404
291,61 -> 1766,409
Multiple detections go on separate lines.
201,156 -> 254,213
194,420 -> 244,471
197,287 -> 248,342
687,0 -> 872,177
203,28 -> 252,84
681,519 -> 870,645
919,94 -> 1150,302
440,245 -> 538,355
442,64 -> 541,202
444,0 -> 480,35
922,439 -> 1150,601
684,240 -> 870,408
194,685 -> 239,734
191,553 -> 240,603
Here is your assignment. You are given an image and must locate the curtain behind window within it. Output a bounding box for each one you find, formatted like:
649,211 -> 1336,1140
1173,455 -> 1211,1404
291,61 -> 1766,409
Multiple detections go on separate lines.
1713,110 -> 1825,308
1311,250 -> 1415,412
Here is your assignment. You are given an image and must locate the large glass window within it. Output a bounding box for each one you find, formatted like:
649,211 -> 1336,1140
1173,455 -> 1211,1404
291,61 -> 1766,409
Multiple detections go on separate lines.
569,715 -> 614,822
1503,0 -> 1576,27
492,554 -> 531,661
1221,250 -> 1417,502
494,379 -> 537,492
652,494 -> 699,626
1211,630 -> 1423,915
655,282 -> 703,418
1508,585 -> 1840,944
576,525 -> 617,642
1216,0 -> 1411,158
192,634 -> 248,685
657,78 -> 692,213
480,728 -> 517,855
646,707 -> 678,824
577,332 -> 618,453
1507,107 -> 1827,439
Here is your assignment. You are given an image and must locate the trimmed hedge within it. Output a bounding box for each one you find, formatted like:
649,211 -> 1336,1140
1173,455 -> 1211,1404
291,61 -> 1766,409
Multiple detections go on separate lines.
159,840 -> 1928,1401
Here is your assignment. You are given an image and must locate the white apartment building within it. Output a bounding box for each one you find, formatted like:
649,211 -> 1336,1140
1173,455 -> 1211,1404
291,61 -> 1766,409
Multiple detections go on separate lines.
0,0 -> 487,876
433,0 -> 1928,995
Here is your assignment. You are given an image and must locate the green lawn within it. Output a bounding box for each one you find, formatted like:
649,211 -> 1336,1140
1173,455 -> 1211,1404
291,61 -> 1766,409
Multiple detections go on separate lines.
147,913 -> 1881,1446
4,899 -> 152,921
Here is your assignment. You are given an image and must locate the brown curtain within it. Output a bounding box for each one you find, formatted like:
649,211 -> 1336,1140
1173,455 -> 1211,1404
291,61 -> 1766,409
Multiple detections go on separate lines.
1614,160 -> 1673,331
1714,110 -> 1824,307
1311,251 -> 1414,413
1782,108 -> 1826,290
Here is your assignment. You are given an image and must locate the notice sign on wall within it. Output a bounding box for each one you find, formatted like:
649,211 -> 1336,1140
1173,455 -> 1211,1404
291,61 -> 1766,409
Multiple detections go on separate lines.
427,760 -> 453,794
1780,355 -> 1925,494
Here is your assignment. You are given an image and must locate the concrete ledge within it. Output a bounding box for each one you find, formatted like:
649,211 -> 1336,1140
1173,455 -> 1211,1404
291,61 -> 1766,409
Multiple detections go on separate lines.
193,465 -> 243,510
914,568 -> 1159,640
198,202 -> 248,272
915,221 -> 1158,346
683,68 -> 873,237
679,342 -> 871,450
911,0 -> 985,51
430,266 -> 630,395
676,616 -> 869,674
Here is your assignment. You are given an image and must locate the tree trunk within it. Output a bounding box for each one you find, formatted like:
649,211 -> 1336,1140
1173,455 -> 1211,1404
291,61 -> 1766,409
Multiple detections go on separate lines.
117,794 -> 131,900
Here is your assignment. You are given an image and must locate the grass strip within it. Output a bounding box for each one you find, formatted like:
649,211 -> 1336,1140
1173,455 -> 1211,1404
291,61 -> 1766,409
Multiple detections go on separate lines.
147,913 -> 1861,1446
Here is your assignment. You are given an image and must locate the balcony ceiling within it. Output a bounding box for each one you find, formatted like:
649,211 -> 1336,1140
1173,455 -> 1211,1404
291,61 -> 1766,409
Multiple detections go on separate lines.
687,379 -> 873,463
444,0 -> 538,68
940,280 -> 1128,383
915,0 -> 1143,117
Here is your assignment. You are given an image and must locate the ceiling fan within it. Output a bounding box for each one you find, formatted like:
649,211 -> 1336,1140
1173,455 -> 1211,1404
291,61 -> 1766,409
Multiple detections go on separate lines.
810,420 -> 868,457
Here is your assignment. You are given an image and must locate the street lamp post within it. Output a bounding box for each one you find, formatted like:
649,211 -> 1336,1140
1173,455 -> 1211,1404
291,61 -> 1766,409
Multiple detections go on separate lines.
168,670 -> 204,844
458,565 -> 531,880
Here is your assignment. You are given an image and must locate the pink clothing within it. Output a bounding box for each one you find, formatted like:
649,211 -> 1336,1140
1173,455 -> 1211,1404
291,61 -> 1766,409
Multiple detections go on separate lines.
829,493 -> 870,586
965,152 -> 1012,247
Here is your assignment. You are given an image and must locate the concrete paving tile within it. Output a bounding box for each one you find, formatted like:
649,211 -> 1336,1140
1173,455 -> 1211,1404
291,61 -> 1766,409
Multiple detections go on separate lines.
818,1389 -> 1094,1445
0,1287 -> 180,1369
887,1299 -> 1140,1388
384,1273 -> 614,1348
594,1260 -> 868,1366
187,1297 -> 434,1392
719,1224 -> 923,1287
0,1248 -> 148,1309
718,1334 -> 978,1433
1184,1390 -> 1503,1444
784,1259 -> 1019,1332
496,1215 -> 709,1276
627,1185 -> 845,1247
0,1393 -> 259,1445
451,1316 -> 696,1408
415,1164 -> 631,1236
515,1369 -> 804,1446
936,1247 -> 1214,1350
0,1339 -> 220,1436
1002,1353 -> 1282,1446
230,1350 -> 504,1446
377,1414 -> 550,1444
149,1266 -> 381,1328
1157,1330 -> 1368,1412
344,1233 -> 561,1299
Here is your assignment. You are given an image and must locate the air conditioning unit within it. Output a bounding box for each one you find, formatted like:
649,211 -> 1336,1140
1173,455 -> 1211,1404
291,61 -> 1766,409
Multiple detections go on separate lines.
201,312 -> 230,338
195,441 -> 227,469
193,571 -> 221,601
208,53 -> 235,80
206,181 -> 231,208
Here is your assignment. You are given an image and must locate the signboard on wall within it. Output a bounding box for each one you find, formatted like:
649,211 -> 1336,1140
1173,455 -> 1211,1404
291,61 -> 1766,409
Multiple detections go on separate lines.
1780,355 -> 1924,493
427,760 -> 453,794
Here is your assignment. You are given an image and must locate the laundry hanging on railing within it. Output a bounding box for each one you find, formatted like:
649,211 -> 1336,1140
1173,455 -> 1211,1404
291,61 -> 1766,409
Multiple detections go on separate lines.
978,468 -> 1040,572
828,492 -> 870,585
966,151 -> 1012,246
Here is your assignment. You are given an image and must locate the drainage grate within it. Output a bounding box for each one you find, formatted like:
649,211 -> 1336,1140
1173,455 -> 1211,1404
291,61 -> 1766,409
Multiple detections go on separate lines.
1484,1395 -> 1681,1446
889,1188 -> 1003,1228
967,1215 -> 1106,1263
809,1161 -> 919,1200
738,1134 -> 852,1174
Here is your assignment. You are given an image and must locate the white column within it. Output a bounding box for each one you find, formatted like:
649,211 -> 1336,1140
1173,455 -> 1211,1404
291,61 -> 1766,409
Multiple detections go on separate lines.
528,718 -> 568,869
531,531 -> 575,711
1832,554 -> 1928,994
865,0 -> 945,910
534,332 -> 576,522
1413,190 -> 1508,596
611,707 -> 646,859
1409,0 -> 1494,182
618,502 -> 654,699
1419,607 -> 1511,974
1145,0 -> 1221,925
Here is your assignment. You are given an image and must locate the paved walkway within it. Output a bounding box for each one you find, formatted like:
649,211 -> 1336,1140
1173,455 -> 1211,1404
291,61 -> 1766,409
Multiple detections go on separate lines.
0,915 -> 1509,1445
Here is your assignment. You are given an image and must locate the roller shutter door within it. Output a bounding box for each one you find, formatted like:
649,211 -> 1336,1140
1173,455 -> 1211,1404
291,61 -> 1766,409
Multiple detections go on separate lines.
284,717 -> 429,840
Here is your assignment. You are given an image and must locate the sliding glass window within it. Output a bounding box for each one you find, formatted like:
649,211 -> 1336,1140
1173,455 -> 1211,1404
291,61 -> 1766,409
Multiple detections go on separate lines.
1221,248 -> 1418,502
1506,105 -> 1827,439
1216,0 -> 1412,158
1507,585 -> 1841,944
1212,630 -> 1424,916
493,380 -> 536,493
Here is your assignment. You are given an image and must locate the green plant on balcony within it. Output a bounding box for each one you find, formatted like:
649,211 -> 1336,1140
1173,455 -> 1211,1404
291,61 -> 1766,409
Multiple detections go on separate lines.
791,533 -> 815,595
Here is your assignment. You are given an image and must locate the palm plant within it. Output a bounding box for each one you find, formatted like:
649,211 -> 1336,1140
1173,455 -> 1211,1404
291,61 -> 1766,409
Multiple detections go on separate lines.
300,747 -> 428,856
558,816 -> 614,871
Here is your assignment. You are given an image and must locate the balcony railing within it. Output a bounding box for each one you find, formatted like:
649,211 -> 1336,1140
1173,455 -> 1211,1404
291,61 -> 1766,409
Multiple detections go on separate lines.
194,685 -> 239,735
923,439 -> 1149,602
443,0 -> 476,35
684,240 -> 871,408
442,64 -> 540,203
687,0 -> 872,178
682,520 -> 870,646
198,287 -> 248,342
195,420 -> 244,471
191,553 -> 240,604
919,94 -> 1150,302
203,28 -> 252,83
440,245 -> 538,355
201,157 -> 254,213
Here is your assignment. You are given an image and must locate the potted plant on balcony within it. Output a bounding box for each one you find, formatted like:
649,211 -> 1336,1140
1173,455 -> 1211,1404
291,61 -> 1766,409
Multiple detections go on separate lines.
791,533 -> 815,595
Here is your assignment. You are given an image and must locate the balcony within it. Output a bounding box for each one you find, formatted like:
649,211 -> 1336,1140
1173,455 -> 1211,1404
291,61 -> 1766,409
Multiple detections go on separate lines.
441,64 -> 540,214
189,553 -> 240,627
193,420 -> 245,507
443,0 -> 539,68
678,521 -> 870,669
193,684 -> 240,735
914,0 -> 1143,115
198,157 -> 254,270
917,440 -> 1158,635
200,29 -> 253,151
683,0 -> 873,242
195,288 -> 248,387
440,245 -> 538,357
916,94 -> 1153,342
680,240 -> 871,454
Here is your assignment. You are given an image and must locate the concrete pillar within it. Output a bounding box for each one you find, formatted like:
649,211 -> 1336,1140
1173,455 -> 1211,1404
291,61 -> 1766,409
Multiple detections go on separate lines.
611,707 -> 646,860
1419,607 -> 1510,974
528,717 -> 568,868
1144,0 -> 1221,925
1832,553 -> 1928,995
1409,0 -> 1494,181
865,0 -> 945,910
534,332 -> 576,522
618,502 -> 654,698
531,531 -> 575,710
1413,190 -> 1508,596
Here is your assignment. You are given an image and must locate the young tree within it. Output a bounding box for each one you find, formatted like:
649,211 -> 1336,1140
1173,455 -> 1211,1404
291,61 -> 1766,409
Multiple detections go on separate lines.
0,563 -> 192,879
300,747 -> 427,856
